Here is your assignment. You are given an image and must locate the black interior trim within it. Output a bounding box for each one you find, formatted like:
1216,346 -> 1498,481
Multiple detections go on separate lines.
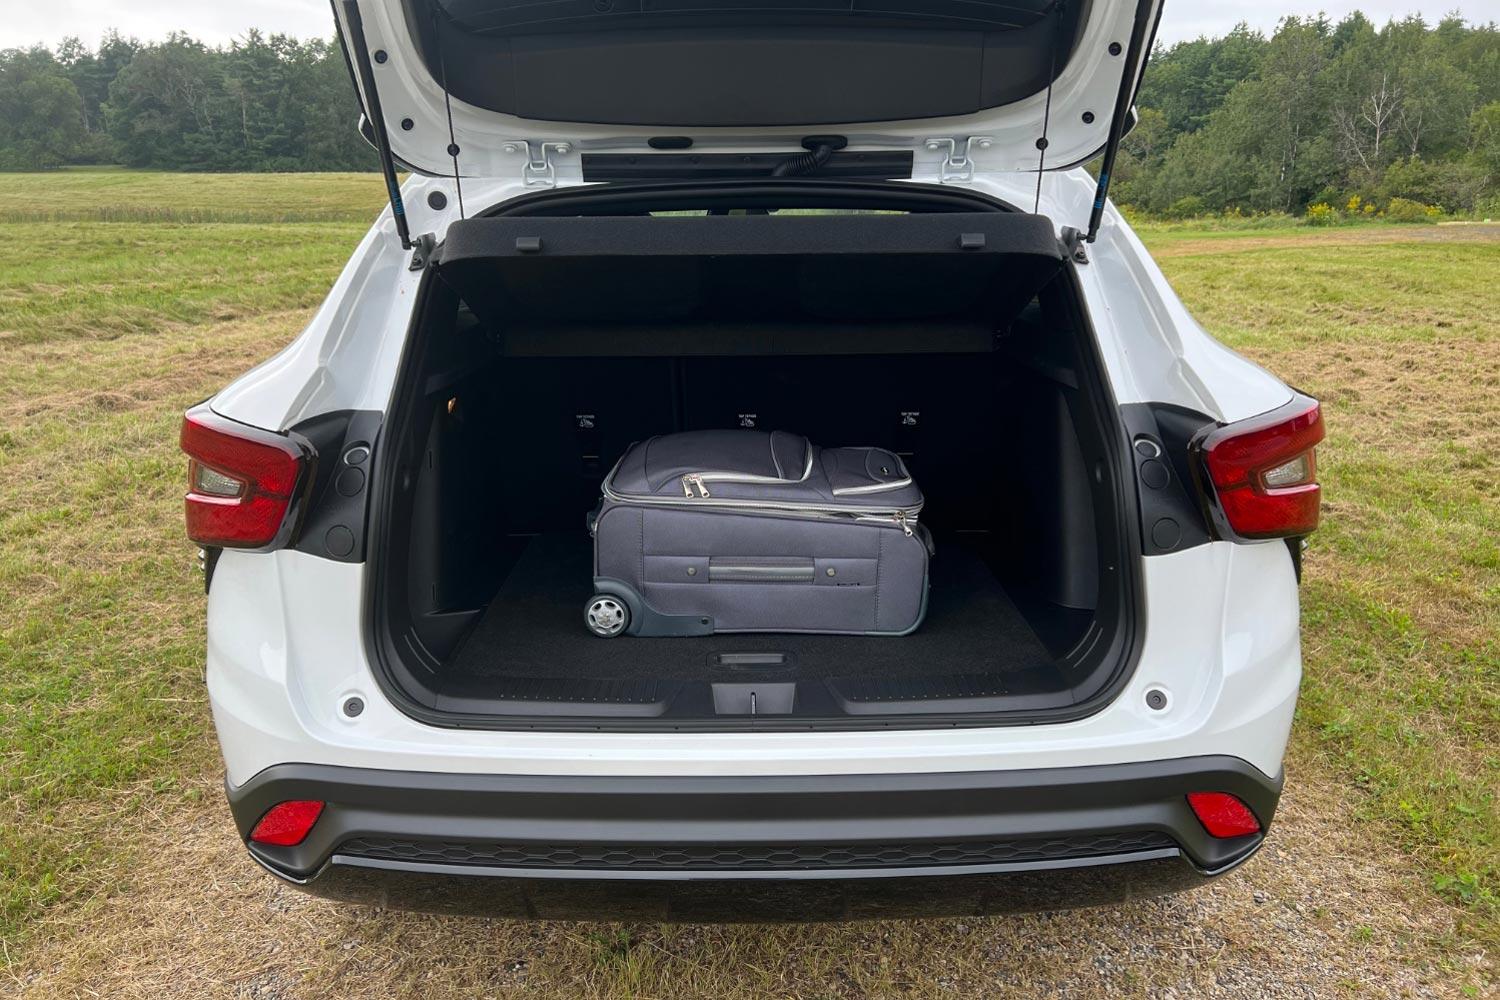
362,184 -> 1145,731
431,212 -> 1069,357
436,210 -> 1066,265
478,178 -> 1025,218
400,0 -> 1089,127
581,150 -> 915,183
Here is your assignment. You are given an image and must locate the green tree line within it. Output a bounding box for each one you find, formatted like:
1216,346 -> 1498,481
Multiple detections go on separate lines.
1116,13 -> 1499,216
0,14 -> 1496,215
0,31 -> 373,172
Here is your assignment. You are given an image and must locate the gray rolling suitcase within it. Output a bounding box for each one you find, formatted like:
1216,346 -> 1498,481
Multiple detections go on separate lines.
585,430 -> 932,638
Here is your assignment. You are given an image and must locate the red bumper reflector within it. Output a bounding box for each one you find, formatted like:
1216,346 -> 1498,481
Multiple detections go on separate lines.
249,800 -> 326,847
1186,792 -> 1262,838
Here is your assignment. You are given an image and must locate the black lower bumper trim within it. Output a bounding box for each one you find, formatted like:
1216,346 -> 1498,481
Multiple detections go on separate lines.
335,829 -> 1178,875
228,755 -> 1280,918
280,850 -> 1227,921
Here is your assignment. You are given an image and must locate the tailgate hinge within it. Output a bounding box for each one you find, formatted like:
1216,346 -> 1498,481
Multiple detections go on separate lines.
503,140 -> 574,188
408,232 -> 437,271
923,135 -> 992,184
1061,226 -> 1089,265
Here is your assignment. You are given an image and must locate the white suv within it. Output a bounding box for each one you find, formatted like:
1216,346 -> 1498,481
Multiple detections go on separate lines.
183,0 -> 1325,920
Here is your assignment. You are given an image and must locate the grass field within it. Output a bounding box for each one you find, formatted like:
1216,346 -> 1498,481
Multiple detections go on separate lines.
0,169 -> 388,224
0,172 -> 1495,997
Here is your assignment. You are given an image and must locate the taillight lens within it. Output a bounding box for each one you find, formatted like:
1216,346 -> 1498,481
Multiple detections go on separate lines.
180,403 -> 309,549
1186,791 -> 1262,838
1196,394 -> 1324,540
248,800 -> 326,847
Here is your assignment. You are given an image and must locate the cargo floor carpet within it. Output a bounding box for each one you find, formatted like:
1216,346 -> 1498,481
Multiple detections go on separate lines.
446,532 -> 1062,684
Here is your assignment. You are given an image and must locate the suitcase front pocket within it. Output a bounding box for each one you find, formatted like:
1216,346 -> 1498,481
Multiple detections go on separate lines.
823,447 -> 913,496
708,557 -> 816,583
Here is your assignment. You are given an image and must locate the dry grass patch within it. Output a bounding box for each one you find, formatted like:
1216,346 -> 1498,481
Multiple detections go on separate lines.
1275,334 -> 1499,646
1153,236 -> 1499,357
0,312 -> 312,586
1,304 -> 310,950
0,222 -> 364,347
1146,222 -> 1500,258
0,170 -> 390,225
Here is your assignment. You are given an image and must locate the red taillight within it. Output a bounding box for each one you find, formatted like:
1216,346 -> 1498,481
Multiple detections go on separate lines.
1197,394 -> 1324,540
1186,792 -> 1262,839
249,800 -> 326,847
180,404 -> 308,549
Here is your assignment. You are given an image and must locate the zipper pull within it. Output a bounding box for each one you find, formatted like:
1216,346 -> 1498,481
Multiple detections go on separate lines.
681,474 -> 711,498
895,510 -> 914,536
694,475 -> 711,498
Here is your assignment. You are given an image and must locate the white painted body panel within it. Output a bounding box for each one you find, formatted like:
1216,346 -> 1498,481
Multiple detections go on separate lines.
337,0 -> 1160,178
210,540 -> 1300,787
207,170 -> 1303,791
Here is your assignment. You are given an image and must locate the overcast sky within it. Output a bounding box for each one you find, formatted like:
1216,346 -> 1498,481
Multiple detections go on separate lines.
1,0 -> 1495,50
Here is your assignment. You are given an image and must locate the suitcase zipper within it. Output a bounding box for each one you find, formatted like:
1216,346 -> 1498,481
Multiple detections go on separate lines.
607,482 -> 921,531
606,450 -> 919,532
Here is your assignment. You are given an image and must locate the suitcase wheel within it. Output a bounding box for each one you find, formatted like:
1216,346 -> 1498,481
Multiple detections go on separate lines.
584,595 -> 630,638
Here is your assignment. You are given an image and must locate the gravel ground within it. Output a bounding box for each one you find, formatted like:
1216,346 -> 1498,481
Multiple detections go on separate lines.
5,758 -> 1490,999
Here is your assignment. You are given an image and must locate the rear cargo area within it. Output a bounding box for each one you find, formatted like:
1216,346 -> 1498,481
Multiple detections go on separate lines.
369,200 -> 1139,725
451,519 -> 1061,684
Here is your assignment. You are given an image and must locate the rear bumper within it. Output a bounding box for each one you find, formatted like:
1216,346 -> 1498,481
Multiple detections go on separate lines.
285,853 -> 1228,921
228,755 -> 1280,920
